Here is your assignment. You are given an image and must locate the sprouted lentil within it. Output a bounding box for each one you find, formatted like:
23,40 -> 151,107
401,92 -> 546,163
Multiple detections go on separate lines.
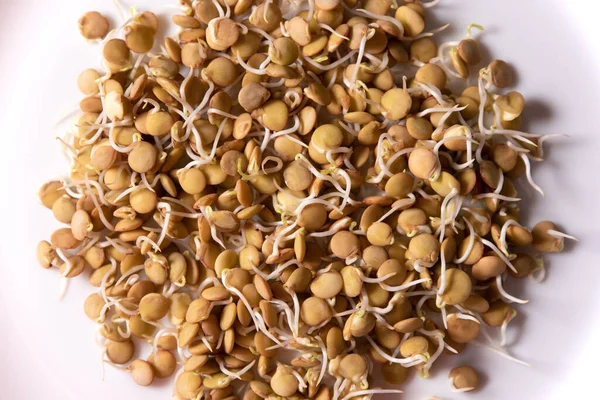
36,0 -> 576,398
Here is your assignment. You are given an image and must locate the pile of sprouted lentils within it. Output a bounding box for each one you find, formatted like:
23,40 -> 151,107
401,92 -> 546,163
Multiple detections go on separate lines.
36,0 -> 578,398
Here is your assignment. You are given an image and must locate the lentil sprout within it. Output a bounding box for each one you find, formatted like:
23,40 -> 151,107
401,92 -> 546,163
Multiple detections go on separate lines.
36,1 -> 575,399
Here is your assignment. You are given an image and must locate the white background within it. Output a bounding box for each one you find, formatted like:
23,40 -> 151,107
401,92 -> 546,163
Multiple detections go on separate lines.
0,0 -> 599,399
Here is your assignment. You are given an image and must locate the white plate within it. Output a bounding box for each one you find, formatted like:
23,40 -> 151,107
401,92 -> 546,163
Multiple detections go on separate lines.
1,0 -> 599,398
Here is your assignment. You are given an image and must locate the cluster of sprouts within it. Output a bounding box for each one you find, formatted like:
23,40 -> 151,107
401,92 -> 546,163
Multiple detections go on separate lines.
36,0 -> 576,399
